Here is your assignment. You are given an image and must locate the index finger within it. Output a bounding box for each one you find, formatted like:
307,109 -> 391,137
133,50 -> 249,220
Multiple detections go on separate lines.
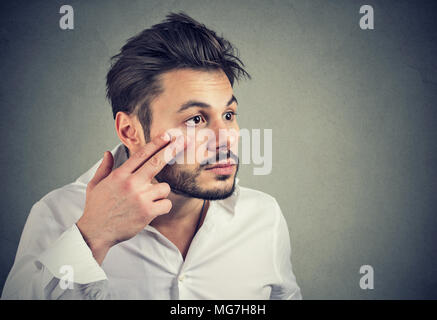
119,132 -> 172,174
134,134 -> 190,181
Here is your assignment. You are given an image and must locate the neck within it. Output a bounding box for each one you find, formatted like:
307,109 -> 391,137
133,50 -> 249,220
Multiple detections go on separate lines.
150,191 -> 206,228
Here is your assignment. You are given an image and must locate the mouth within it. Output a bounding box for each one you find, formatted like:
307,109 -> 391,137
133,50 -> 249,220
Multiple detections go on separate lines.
204,160 -> 236,175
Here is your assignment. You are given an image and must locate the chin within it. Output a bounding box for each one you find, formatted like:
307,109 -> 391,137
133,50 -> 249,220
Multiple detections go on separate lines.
194,175 -> 236,200
182,174 -> 236,200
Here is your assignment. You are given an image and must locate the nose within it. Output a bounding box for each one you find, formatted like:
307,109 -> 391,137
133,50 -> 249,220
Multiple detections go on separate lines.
206,120 -> 238,153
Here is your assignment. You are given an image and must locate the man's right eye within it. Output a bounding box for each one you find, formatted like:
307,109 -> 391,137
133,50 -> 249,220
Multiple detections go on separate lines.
185,115 -> 204,127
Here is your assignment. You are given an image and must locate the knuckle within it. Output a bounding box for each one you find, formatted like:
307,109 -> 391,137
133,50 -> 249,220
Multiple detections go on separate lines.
111,170 -> 126,184
149,155 -> 163,168
149,140 -> 160,150
133,147 -> 147,159
142,201 -> 153,214
123,177 -> 135,191
111,169 -> 122,179
161,183 -> 171,195
133,191 -> 143,203
163,200 -> 172,212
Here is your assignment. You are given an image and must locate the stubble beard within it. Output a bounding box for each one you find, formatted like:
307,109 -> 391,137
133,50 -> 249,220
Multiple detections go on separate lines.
155,160 -> 239,200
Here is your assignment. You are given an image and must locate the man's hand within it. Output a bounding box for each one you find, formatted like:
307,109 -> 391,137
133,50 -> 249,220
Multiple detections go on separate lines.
76,132 -> 188,265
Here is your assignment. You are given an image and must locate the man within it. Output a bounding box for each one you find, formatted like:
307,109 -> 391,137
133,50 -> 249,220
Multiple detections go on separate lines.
2,12 -> 301,300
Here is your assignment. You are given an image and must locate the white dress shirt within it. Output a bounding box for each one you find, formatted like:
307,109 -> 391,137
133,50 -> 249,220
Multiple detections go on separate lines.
1,143 -> 302,300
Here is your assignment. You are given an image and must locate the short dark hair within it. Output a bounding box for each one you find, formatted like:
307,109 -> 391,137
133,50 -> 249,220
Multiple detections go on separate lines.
106,12 -> 251,141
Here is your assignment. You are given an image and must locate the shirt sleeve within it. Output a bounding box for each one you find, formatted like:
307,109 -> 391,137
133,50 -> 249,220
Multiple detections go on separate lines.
270,200 -> 302,300
1,200 -> 109,300
38,224 -> 107,284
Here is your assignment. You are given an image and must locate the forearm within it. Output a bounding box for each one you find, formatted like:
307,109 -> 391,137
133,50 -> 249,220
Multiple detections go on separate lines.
2,224 -> 110,300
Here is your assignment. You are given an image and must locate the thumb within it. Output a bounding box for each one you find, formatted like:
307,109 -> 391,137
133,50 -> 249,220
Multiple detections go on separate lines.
88,151 -> 114,191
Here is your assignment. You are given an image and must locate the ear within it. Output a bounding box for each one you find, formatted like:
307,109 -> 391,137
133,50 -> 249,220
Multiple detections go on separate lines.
115,112 -> 146,153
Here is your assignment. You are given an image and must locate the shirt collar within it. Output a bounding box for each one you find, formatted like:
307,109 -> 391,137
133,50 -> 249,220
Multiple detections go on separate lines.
215,177 -> 240,215
75,143 -> 241,215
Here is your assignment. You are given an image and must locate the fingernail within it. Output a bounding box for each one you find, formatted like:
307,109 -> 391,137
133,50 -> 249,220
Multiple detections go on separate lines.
161,132 -> 171,142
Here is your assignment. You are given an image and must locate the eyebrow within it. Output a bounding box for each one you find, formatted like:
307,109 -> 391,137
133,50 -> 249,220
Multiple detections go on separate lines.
177,95 -> 238,113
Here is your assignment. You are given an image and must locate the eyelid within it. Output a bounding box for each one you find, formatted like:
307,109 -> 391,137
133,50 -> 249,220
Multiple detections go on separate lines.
184,113 -> 206,127
223,110 -> 238,118
185,113 -> 205,122
184,110 -> 237,126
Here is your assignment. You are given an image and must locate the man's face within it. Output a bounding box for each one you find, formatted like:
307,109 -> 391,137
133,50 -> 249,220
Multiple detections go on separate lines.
148,68 -> 239,200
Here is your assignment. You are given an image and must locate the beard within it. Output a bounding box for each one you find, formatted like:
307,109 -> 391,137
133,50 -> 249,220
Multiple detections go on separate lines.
154,150 -> 239,200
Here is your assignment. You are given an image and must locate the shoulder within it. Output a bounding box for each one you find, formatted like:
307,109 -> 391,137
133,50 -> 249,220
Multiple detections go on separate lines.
15,181 -> 86,257
237,184 -> 281,210
235,184 -> 284,225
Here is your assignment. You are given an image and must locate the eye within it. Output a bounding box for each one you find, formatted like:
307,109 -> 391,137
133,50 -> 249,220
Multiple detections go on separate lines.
185,115 -> 205,127
223,111 -> 238,121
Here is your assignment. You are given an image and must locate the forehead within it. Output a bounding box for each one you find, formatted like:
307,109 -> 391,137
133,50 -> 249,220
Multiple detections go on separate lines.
154,68 -> 233,109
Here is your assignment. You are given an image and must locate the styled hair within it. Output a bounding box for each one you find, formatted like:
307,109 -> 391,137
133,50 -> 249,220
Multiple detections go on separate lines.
106,12 -> 251,141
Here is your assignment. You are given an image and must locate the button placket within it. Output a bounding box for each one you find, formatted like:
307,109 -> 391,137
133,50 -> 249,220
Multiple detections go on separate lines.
178,273 -> 186,282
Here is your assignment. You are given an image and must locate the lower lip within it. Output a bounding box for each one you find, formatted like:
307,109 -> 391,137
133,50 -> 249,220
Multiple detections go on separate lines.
206,165 -> 235,175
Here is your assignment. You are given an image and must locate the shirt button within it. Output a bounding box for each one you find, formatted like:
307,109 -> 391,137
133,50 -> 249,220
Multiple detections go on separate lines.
178,274 -> 186,282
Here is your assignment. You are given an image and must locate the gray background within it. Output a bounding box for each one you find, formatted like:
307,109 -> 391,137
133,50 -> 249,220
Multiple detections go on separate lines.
1,0 -> 436,299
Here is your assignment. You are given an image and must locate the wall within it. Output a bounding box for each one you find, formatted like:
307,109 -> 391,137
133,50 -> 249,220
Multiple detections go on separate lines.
0,0 -> 436,299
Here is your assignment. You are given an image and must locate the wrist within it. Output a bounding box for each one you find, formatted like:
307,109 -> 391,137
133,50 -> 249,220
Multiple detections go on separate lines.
76,220 -> 111,265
